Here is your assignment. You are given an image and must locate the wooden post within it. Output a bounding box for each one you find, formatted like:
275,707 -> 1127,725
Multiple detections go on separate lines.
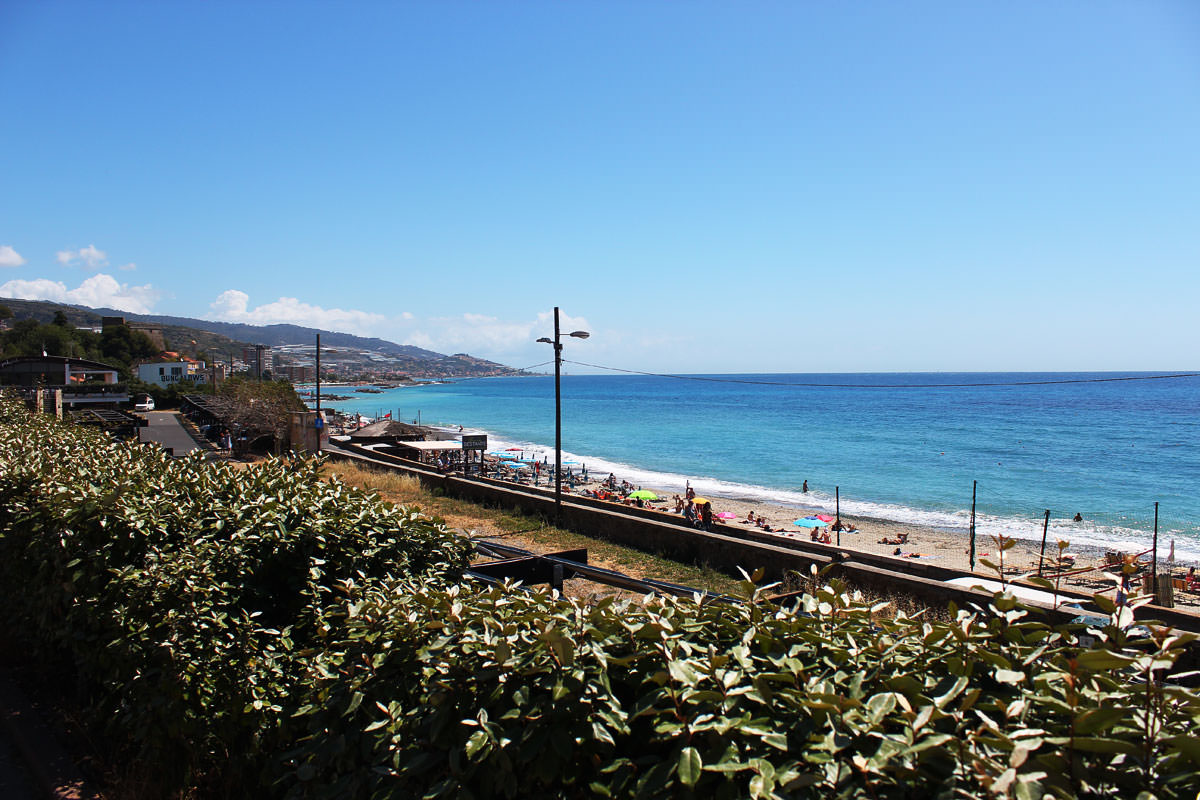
969,480 -> 977,572
1037,509 -> 1050,577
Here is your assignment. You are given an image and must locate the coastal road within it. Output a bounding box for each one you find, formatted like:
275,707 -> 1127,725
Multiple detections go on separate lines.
137,410 -> 203,456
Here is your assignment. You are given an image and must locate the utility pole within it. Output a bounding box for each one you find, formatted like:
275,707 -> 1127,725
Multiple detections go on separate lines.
537,307 -> 589,527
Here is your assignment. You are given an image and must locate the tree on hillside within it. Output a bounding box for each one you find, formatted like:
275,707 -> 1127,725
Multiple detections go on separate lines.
0,318 -> 100,362
218,377 -> 307,454
99,326 -> 159,374
0,304 -> 12,321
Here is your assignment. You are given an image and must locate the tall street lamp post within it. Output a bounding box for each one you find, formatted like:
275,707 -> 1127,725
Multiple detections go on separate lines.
537,306 -> 589,526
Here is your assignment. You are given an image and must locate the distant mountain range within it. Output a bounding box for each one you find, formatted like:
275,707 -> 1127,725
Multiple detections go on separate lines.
111,311 -> 446,360
0,298 -> 518,377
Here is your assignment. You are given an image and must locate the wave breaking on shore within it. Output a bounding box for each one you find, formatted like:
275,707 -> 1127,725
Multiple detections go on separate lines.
439,424 -> 1200,564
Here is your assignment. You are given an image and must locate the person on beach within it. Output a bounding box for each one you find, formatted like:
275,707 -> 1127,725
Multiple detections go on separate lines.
686,485 -> 695,502
699,502 -> 713,531
673,495 -> 683,513
1073,512 -> 1083,522
684,501 -> 697,526
802,480 -> 808,493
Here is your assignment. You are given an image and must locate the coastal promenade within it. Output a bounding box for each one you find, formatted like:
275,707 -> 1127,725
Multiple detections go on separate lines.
323,439 -> 1200,645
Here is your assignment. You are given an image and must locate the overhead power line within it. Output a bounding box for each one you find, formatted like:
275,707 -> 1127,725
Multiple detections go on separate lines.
561,360 -> 1200,389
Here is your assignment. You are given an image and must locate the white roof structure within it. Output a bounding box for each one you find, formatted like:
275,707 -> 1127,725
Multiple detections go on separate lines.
395,440 -> 462,452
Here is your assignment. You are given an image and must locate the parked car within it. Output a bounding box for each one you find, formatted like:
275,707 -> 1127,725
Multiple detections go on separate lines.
134,395 -> 155,412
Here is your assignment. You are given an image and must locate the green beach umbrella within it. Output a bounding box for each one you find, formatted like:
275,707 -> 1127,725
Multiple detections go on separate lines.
628,490 -> 658,501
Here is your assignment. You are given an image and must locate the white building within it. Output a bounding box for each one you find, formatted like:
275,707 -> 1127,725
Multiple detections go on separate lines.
138,361 -> 208,388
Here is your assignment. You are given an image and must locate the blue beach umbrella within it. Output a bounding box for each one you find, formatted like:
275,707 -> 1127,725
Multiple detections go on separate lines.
793,518 -> 825,529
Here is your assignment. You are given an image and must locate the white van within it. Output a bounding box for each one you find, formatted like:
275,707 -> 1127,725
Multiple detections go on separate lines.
134,395 -> 155,412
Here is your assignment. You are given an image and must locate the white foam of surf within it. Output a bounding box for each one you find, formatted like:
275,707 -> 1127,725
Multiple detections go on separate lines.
434,426 -> 1200,564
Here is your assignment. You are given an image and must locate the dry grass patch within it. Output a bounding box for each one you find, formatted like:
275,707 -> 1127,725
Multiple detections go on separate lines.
323,459 -> 744,596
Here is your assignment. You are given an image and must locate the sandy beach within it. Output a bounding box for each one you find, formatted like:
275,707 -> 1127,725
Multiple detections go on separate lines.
555,470 -> 1200,612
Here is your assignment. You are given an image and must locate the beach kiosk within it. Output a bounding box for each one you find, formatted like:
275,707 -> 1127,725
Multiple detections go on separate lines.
394,439 -> 467,471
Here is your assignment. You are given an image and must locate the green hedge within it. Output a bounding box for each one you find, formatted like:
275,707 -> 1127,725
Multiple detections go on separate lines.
0,401 -> 470,793
284,579 -> 1200,799
2,401 -> 1199,799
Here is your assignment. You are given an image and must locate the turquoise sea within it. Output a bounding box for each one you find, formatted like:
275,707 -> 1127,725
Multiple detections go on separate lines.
318,372 -> 1200,560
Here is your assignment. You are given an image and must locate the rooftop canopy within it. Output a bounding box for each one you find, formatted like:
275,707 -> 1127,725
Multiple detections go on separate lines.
394,440 -> 464,452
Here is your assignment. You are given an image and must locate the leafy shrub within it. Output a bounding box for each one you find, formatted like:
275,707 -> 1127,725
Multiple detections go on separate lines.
2,399 -> 1199,799
0,400 -> 469,793
284,578 -> 1200,799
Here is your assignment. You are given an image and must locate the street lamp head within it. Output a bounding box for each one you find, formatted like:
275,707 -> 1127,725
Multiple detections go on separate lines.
536,337 -> 553,344
568,331 -> 590,339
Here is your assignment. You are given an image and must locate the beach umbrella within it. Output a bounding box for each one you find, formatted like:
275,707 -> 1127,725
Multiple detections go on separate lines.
629,490 -> 658,501
815,514 -> 835,523
692,497 -> 711,505
716,511 -> 738,520
793,518 -> 825,529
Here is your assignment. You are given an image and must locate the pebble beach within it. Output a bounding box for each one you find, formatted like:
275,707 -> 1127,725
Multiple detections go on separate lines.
558,472 -> 1200,611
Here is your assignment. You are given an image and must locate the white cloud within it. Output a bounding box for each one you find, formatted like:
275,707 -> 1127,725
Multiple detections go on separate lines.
0,245 -> 26,267
56,244 -> 108,269
0,273 -> 162,314
118,262 -> 137,271
208,290 -> 387,335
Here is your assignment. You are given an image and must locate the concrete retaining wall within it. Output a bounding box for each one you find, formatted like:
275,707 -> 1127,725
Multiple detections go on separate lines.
325,442 -> 1200,635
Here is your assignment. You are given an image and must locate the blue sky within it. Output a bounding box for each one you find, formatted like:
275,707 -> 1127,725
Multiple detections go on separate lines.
2,1 -> 1197,373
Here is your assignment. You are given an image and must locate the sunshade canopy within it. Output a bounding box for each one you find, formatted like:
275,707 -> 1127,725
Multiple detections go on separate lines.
395,440 -> 464,452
